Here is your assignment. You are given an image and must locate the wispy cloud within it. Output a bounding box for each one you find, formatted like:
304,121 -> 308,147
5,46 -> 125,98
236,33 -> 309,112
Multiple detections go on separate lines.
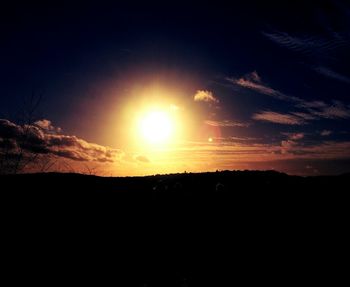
228,71 -> 350,124
253,100 -> 350,124
204,120 -> 250,128
297,101 -> 328,109
291,112 -> 317,120
280,133 -> 305,154
34,119 -> 62,133
252,111 -> 305,125
262,31 -> 347,55
278,141 -> 350,160
219,136 -> 259,142
226,71 -> 301,103
263,30 -> 350,84
172,139 -> 350,162
305,101 -> 350,119
314,66 -> 350,84
194,90 -> 219,103
281,139 -> 299,155
288,133 -> 305,140
320,130 -> 332,136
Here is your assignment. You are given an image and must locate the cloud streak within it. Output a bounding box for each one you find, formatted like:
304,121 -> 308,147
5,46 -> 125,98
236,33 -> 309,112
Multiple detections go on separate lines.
320,130 -> 332,136
314,66 -> 350,84
226,72 -> 301,103
299,100 -> 350,119
204,120 -> 250,128
34,119 -> 62,133
228,71 -> 350,125
173,139 -> 350,162
280,133 -> 305,154
262,31 -> 347,55
263,31 -> 350,84
252,111 -> 305,125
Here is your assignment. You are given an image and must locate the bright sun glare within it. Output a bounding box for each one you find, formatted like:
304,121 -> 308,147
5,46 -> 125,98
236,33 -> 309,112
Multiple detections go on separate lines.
138,110 -> 174,144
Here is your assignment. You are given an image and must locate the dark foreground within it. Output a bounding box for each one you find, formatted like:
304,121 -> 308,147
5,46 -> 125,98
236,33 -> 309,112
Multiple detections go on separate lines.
1,170 -> 349,285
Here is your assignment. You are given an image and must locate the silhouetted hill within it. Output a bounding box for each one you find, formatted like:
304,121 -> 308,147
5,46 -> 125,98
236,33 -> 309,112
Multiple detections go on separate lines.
1,170 -> 348,286
2,169 -> 348,224
1,170 -> 348,207
2,169 -> 348,192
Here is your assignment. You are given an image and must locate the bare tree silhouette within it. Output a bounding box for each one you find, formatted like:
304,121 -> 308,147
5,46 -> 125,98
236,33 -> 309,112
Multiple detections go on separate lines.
0,92 -> 55,174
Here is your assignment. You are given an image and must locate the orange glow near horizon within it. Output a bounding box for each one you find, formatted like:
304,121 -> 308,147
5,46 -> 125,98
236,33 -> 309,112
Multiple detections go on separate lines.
103,80 -> 243,176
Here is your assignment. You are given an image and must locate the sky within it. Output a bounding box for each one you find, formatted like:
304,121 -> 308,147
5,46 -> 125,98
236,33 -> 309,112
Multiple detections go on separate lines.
1,1 -> 350,176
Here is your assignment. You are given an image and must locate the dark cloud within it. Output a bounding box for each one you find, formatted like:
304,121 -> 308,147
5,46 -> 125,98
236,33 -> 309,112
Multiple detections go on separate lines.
0,119 -> 22,138
0,119 -> 123,163
34,119 -> 62,133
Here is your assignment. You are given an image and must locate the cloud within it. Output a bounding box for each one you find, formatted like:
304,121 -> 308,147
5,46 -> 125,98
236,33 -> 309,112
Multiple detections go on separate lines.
252,111 -> 305,125
320,130 -> 332,136
135,155 -> 150,163
306,101 -> 350,119
297,101 -> 328,109
295,100 -> 350,120
262,31 -> 347,55
194,90 -> 219,103
289,133 -> 304,140
0,119 -> 48,154
47,134 -> 122,162
0,119 -> 23,138
215,136 -> 260,142
279,141 -> 350,159
231,71 -> 348,116
281,140 -> 298,155
0,119 -> 122,163
228,71 -> 350,124
204,120 -> 250,128
175,139 -> 350,162
252,99 -> 350,125
263,31 -> 350,84
314,66 -> 350,84
280,133 -> 305,154
291,112 -> 317,120
34,119 -> 62,133
247,71 -> 261,83
226,71 -> 301,103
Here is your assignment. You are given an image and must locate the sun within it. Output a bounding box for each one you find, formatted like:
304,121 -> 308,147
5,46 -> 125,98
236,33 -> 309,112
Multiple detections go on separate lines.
138,110 -> 174,144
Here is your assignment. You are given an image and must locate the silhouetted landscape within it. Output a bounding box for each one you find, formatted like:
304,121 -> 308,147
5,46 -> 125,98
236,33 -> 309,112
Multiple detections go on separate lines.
3,170 -> 350,207
2,170 -> 348,285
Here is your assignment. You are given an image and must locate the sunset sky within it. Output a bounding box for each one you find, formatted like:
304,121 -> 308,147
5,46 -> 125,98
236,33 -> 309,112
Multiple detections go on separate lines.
1,1 -> 350,176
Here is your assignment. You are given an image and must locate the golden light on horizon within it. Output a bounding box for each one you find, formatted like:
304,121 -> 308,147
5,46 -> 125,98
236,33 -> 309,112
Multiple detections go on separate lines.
110,81 -> 206,176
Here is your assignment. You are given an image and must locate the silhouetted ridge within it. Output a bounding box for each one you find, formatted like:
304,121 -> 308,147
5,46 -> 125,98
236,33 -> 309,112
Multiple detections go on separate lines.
2,169 -> 348,286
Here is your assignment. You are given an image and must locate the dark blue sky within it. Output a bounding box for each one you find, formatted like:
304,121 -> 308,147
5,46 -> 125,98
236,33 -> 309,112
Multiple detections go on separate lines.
1,1 -> 350,175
